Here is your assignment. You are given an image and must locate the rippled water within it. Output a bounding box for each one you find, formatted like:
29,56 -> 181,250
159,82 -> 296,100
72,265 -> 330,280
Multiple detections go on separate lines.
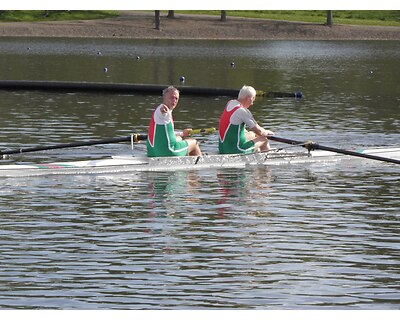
0,39 -> 399,309
1,164 -> 399,309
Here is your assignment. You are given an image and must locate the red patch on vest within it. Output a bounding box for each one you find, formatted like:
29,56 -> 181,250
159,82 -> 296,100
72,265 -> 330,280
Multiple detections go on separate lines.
219,103 -> 241,142
148,109 -> 156,147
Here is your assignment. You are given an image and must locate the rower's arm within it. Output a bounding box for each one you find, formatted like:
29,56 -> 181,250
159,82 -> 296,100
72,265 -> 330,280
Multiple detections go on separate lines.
252,124 -> 274,137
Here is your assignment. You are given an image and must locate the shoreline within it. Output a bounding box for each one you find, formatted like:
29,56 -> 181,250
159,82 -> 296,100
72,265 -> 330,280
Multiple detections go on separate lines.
0,11 -> 399,40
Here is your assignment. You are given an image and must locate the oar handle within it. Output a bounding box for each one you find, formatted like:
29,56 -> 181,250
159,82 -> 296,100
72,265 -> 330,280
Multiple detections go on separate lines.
267,135 -> 317,153
189,127 -> 216,135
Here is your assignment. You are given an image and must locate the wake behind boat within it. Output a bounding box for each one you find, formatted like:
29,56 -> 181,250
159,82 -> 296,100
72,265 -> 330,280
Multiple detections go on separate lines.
1,146 -> 399,178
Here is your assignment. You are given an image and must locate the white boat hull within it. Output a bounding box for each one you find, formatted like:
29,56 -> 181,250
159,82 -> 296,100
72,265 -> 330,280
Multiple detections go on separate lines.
0,147 -> 399,178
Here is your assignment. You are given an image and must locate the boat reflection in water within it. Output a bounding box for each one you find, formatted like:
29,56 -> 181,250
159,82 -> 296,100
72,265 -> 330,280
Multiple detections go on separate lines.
216,167 -> 273,217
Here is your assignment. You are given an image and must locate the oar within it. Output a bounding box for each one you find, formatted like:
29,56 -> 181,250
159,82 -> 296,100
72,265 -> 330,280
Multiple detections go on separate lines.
0,134 -> 147,157
267,136 -> 400,165
189,127 -> 216,134
0,128 -> 216,157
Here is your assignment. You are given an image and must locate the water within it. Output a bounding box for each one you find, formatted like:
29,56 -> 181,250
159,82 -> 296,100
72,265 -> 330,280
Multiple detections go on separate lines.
0,38 -> 399,309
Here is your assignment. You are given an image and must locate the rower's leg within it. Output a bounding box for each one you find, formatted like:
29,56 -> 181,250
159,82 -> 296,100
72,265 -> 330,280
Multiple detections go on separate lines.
247,132 -> 271,152
186,138 -> 202,156
253,136 -> 271,152
245,131 -> 256,140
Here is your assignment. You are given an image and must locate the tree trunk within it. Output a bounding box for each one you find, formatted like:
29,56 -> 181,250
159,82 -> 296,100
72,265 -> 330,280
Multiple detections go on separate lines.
221,10 -> 227,22
167,10 -> 175,18
326,10 -> 333,27
155,10 -> 160,30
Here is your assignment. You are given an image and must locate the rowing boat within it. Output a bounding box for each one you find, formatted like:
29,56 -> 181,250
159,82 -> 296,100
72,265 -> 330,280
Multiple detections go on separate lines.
1,147 -> 399,178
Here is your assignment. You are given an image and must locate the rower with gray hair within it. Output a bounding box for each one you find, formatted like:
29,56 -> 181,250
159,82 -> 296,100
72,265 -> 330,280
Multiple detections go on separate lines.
218,85 -> 275,154
147,86 -> 202,157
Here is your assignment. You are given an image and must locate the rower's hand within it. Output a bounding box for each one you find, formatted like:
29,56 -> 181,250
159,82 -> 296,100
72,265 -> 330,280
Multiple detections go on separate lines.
182,128 -> 193,137
264,130 -> 275,137
160,105 -> 169,113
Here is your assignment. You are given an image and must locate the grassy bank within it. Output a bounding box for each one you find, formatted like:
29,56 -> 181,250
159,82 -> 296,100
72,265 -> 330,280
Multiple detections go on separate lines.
180,10 -> 400,27
0,10 -> 118,22
1,10 -> 399,27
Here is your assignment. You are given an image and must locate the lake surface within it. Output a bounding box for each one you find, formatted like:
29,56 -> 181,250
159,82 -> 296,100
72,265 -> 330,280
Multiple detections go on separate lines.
0,38 -> 399,309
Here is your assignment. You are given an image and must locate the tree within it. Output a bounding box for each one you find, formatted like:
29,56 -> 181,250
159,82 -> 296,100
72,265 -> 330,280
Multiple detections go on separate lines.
326,10 -> 333,27
221,10 -> 227,22
155,10 -> 160,30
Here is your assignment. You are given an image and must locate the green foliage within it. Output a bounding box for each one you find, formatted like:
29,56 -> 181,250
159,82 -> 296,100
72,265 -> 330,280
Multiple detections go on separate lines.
0,10 -> 398,27
179,10 -> 400,27
0,10 -> 118,22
